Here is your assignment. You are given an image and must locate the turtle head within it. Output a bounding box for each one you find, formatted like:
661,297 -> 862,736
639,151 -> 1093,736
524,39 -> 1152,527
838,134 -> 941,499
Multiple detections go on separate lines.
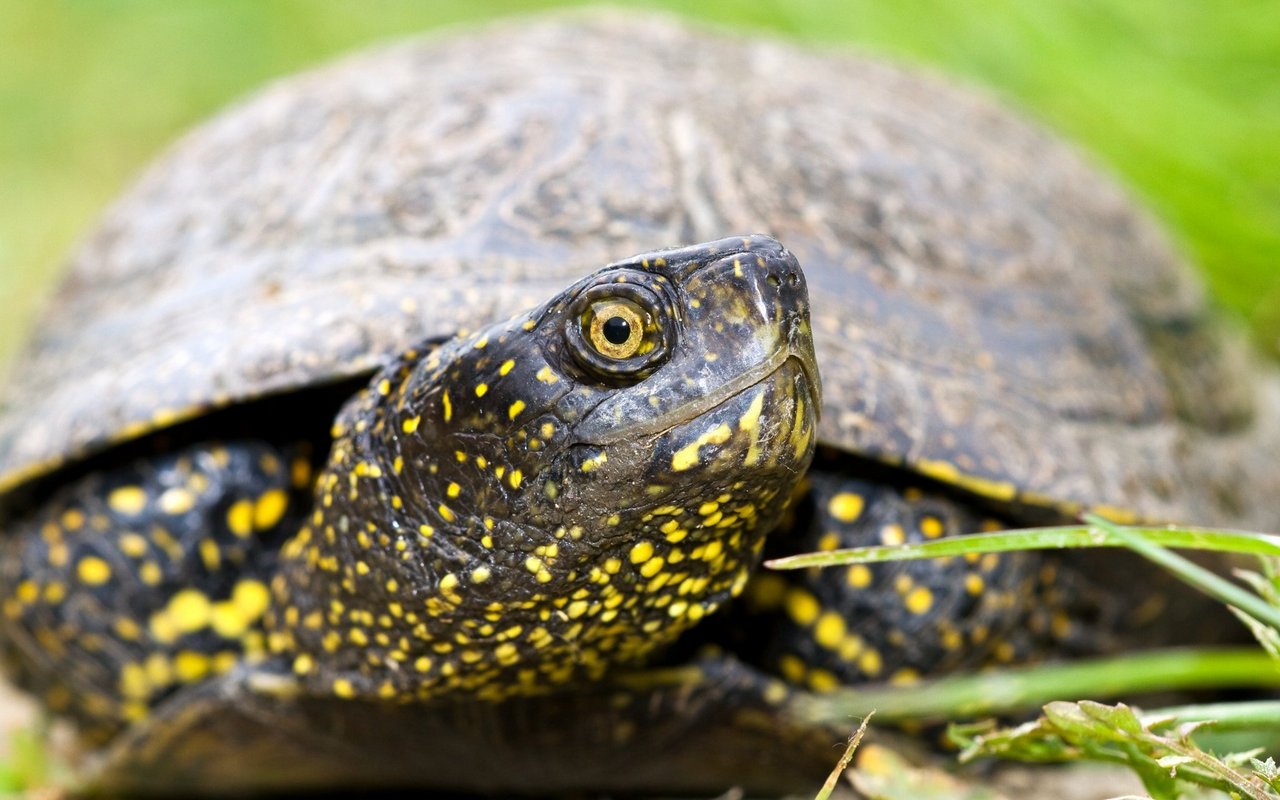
269,235 -> 820,700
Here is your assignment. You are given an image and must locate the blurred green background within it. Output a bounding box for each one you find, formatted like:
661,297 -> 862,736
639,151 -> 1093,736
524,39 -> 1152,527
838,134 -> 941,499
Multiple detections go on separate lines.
2,0 -> 1278,371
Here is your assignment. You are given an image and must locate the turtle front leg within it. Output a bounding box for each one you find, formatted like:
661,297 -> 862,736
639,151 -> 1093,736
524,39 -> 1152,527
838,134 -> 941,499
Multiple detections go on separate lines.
734,469 -> 1205,692
735,472 -> 1045,690
0,441 -> 312,740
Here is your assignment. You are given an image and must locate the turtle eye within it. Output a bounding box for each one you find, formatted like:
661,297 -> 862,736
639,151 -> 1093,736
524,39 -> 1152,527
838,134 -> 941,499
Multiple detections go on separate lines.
584,299 -> 647,360
566,281 -> 672,381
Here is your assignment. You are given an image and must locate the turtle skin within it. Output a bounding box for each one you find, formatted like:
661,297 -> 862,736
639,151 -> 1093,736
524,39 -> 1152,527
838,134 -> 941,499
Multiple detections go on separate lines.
0,10 -> 1278,797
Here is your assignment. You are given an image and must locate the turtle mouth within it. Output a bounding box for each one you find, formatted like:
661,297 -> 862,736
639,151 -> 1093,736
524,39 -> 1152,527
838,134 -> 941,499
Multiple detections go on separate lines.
578,345 -> 821,446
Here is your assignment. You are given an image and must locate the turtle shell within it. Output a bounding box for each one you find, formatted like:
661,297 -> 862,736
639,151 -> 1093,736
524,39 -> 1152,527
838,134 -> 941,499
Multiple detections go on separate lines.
2,11 -> 1278,532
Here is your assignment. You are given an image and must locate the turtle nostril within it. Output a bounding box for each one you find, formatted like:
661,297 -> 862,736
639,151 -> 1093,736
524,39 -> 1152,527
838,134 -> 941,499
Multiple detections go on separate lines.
787,272 -> 799,286
766,274 -> 781,288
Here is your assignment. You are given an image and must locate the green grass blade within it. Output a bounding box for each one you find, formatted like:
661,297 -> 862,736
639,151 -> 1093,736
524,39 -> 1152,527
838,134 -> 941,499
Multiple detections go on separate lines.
813,712 -> 872,800
1085,515 -> 1280,632
793,648 -> 1280,724
766,525 -> 1280,570
1146,701 -> 1280,733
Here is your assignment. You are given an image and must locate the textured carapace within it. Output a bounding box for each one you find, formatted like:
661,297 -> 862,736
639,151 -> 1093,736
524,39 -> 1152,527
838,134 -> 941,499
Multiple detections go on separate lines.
2,13 -> 1278,532
266,236 -> 820,701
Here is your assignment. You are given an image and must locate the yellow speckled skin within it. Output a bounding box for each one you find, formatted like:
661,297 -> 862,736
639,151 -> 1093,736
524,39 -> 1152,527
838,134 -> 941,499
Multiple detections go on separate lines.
0,10 -> 1276,797
0,442 -> 314,740
267,237 -> 819,703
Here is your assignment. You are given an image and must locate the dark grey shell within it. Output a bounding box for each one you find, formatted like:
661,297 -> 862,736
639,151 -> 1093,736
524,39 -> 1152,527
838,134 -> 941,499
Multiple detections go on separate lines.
3,11 -> 1279,532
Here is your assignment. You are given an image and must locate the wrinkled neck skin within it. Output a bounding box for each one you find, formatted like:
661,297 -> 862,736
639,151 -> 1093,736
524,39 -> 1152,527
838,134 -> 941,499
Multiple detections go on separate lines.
265,236 -> 819,702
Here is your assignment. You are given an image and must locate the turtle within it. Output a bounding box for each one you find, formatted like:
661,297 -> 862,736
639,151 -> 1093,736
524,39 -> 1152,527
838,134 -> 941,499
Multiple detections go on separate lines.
2,10 -> 1279,797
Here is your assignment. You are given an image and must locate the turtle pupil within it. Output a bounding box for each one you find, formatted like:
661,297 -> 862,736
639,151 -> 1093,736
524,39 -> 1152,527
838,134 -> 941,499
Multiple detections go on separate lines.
602,316 -> 631,345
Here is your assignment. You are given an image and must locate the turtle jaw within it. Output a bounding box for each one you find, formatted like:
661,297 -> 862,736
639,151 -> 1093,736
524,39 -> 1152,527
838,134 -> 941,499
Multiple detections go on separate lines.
451,352 -> 822,689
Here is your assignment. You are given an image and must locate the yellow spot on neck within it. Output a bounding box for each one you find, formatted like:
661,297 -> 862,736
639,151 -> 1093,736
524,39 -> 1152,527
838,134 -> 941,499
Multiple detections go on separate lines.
168,589 -> 213,634
441,391 -> 452,423
880,524 -> 905,546
904,586 -> 934,615
846,564 -> 872,589
158,488 -> 196,516
814,612 -> 846,648
77,556 -> 112,585
808,669 -> 840,693
858,649 -> 883,677
671,423 -> 733,472
227,500 -> 254,538
403,415 -> 421,434
784,589 -> 820,626
233,580 -> 270,619
778,654 -> 807,683
254,489 -> 289,531
629,541 -> 655,564
828,492 -> 865,524
199,539 -> 221,571
816,531 -> 841,551
639,556 -> 666,578
140,561 -> 163,586
737,389 -> 765,432
332,678 -> 355,698
210,602 -> 248,639
13,581 -> 36,604
119,663 -> 150,700
119,533 -> 149,558
920,516 -> 944,538
508,399 -> 526,420
107,486 -> 148,516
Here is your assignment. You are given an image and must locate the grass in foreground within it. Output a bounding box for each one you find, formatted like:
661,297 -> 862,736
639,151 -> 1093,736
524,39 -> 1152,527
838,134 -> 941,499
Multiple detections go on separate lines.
773,515 -> 1280,799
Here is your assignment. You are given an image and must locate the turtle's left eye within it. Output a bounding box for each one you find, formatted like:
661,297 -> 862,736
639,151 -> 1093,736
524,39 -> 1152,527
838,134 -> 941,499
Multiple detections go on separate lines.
585,299 -> 647,360
566,282 -> 672,381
